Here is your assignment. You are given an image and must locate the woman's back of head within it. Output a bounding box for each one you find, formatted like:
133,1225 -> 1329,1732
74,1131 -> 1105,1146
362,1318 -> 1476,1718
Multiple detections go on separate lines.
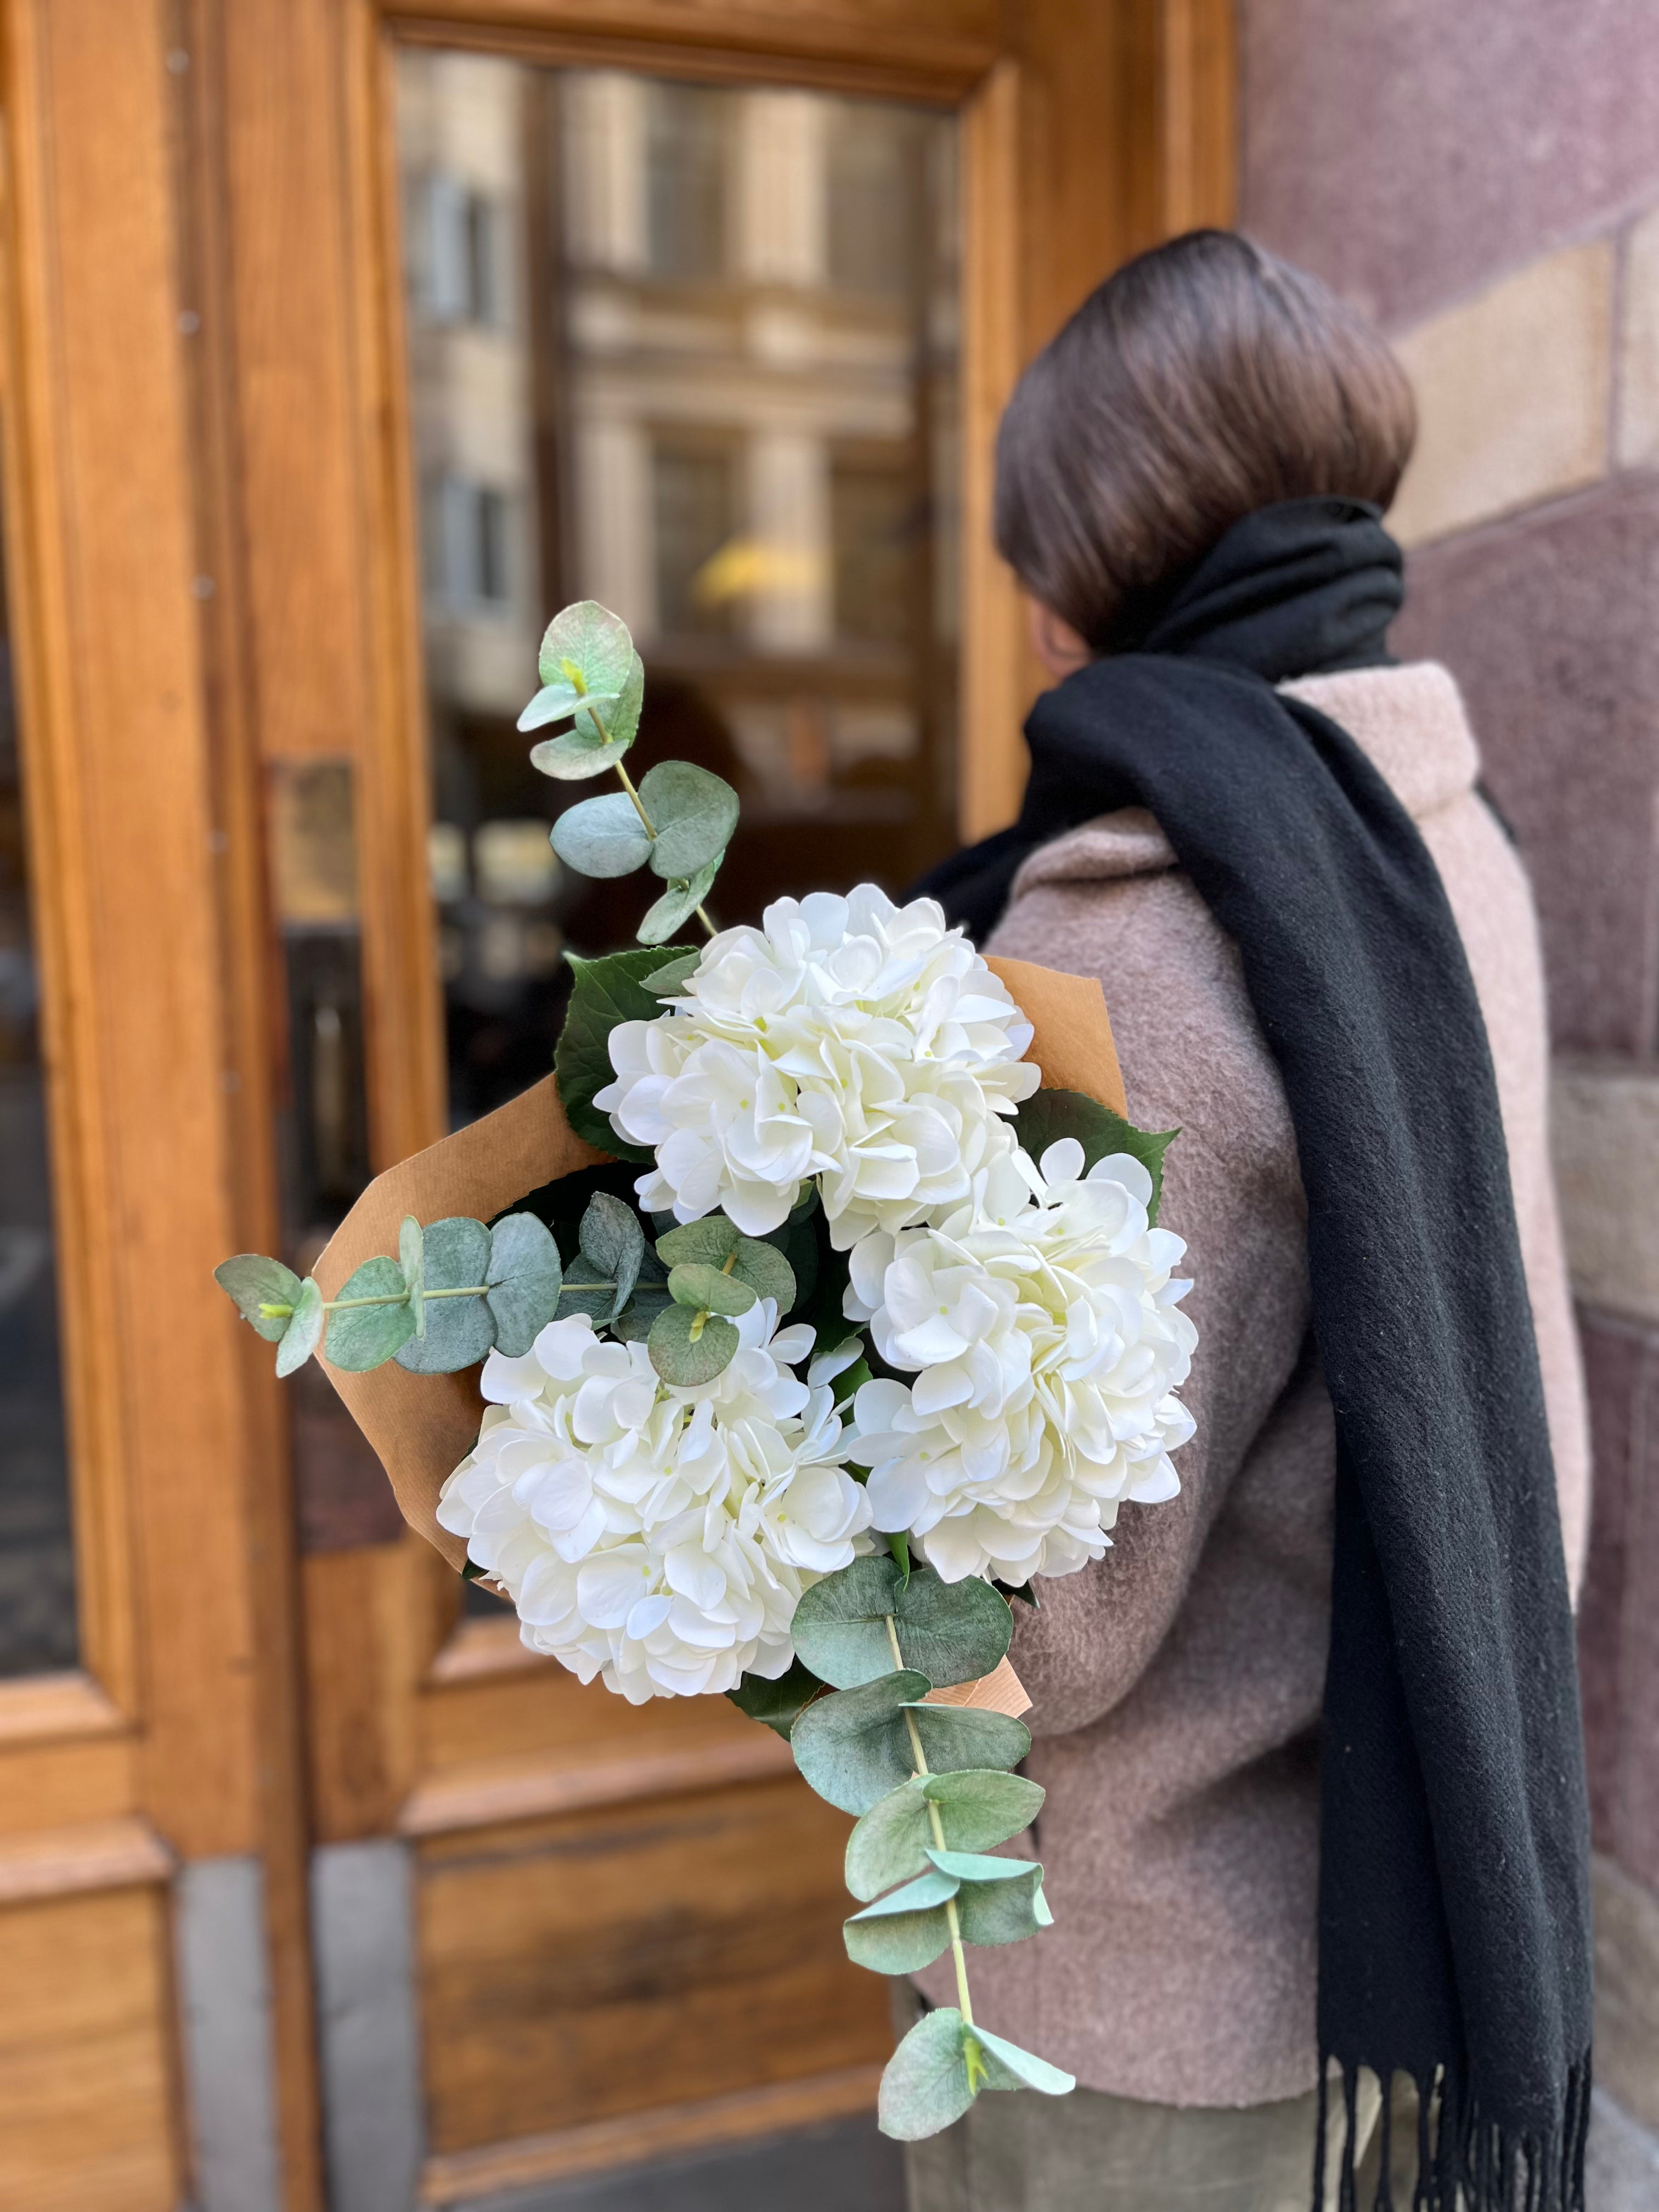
994,230 -> 1417,655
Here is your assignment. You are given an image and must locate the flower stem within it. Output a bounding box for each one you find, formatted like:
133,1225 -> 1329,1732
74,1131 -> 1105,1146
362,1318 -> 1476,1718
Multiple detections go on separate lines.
885,1613 -> 975,2028
259,1281 -> 616,1321
586,706 -> 718,941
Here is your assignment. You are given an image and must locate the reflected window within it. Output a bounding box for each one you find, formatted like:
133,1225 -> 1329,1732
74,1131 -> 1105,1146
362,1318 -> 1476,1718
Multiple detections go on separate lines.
0,535 -> 76,1676
397,53 -> 960,1128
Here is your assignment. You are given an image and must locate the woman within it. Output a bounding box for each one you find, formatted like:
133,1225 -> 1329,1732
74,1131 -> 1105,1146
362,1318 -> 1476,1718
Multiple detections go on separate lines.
907,232 -> 1593,2212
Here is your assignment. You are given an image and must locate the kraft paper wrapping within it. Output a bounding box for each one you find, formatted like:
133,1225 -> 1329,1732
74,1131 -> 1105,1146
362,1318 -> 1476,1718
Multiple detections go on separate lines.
315,955 -> 1125,1571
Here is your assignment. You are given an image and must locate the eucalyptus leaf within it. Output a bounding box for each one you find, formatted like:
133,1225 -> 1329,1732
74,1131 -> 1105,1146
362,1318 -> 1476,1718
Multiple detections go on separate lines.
610,1285 -> 673,1341
555,947 -> 677,1159
276,1277 -> 324,1377
637,761 -> 740,880
215,1253 -> 306,1344
325,1254 -> 416,1372
843,1884 -> 956,1976
850,1869 -> 958,1916
550,792 -> 653,879
656,1217 -> 738,1269
485,1212 -> 563,1356
877,2007 -> 979,2141
648,1302 -> 739,1386
557,1254 -> 616,1323
1011,1087 -> 1177,1227
730,1238 -> 795,1311
399,1216 -> 425,1338
517,676 -> 623,733
788,1671 -> 933,1815
790,1555 -> 1011,1691
925,1848 -> 1037,1883
396,1217 -> 494,1373
578,1192 -> 644,1319
844,1770 -> 1046,1901
903,1701 -> 1031,1782
953,1866 -> 1051,1948
726,1658 -> 823,1740
641,950 -> 701,996
967,2023 -> 1074,2098
637,859 -> 720,946
667,1262 -> 755,1317
535,599 -> 634,697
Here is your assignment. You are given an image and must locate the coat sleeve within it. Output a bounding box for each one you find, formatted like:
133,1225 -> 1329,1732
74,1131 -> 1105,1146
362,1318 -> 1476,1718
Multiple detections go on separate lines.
988,862 -> 1317,1738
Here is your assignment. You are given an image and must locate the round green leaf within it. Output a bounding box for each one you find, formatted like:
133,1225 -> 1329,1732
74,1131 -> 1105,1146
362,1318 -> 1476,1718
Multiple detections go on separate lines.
325,1255 -> 416,1372
904,1701 -> 1030,1782
952,1864 -> 1050,1949
637,761 -> 740,881
215,1253 -> 304,1344
550,793 -> 653,879
641,950 -> 700,996
667,1262 -> 755,1317
648,1302 -> 739,1386
844,1877 -> 956,1976
877,2007 -> 978,2141
791,1556 -> 1011,1691
610,1286 -> 672,1341
789,1671 -> 933,1815
397,1217 -> 493,1374
731,1237 -> 795,1311
656,1218 -> 738,1269
485,1212 -> 563,1356
517,676 -> 623,733
637,859 -> 720,946
536,600 -> 634,697
845,1770 -> 1046,1901
967,2023 -> 1074,2097
276,1277 -> 324,1377
399,1216 -> 425,1337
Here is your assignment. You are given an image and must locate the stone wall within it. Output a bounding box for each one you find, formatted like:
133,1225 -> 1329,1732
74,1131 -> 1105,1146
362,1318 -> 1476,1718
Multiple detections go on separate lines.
1240,1 -> 1659,2188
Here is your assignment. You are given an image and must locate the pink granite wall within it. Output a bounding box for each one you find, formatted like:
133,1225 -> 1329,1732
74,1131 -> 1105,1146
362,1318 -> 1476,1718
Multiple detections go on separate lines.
1240,0 -> 1659,2143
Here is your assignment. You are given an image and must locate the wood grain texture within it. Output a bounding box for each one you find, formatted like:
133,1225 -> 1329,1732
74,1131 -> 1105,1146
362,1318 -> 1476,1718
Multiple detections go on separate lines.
419,2063 -> 882,2202
400,1728 -> 794,1835
0,1887 -> 182,2211
303,1541 -> 429,1842
416,1775 -> 890,2154
0,1816 -> 173,1906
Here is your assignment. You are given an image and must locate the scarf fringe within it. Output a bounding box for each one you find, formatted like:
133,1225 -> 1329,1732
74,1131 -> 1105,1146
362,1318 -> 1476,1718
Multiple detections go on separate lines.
1314,2055 -> 1592,2212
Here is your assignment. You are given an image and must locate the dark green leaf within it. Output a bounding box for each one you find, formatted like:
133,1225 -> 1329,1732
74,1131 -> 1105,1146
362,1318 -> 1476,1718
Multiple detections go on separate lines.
884,1531 -> 912,1582
648,1302 -> 739,1386
554,947 -> 675,1160
610,1285 -> 673,1341
667,1261 -> 755,1317
1011,1087 -> 1176,1226
276,1277 -> 325,1377
396,1217 -> 494,1373
215,1252 -> 305,1344
726,1658 -> 822,1740
637,860 -> 720,946
789,1671 -> 933,1814
641,949 -> 700,996
637,761 -> 740,880
325,1255 -> 416,1372
485,1212 -> 563,1356
790,1556 -> 1011,1691
578,1192 -> 645,1319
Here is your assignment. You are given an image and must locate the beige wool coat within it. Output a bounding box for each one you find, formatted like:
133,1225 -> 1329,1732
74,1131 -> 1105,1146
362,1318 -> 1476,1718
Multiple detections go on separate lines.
913,661 -> 1591,2110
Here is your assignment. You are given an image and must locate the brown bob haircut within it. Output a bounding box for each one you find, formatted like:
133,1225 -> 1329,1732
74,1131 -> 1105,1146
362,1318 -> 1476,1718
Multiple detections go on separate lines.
994,229 -> 1418,655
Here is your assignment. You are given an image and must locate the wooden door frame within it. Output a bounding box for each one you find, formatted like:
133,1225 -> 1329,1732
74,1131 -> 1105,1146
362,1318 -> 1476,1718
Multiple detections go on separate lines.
0,4 -> 1232,2209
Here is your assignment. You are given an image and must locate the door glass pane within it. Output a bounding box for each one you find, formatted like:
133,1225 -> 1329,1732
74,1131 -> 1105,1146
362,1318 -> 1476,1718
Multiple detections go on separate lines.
396,53 -> 961,1130
0,528 -> 77,1675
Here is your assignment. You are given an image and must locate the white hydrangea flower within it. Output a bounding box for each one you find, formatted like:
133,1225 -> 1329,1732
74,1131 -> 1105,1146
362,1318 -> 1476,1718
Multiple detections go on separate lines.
591,886 -> 1040,1249
437,1307 -> 872,1702
844,1141 -> 1197,1585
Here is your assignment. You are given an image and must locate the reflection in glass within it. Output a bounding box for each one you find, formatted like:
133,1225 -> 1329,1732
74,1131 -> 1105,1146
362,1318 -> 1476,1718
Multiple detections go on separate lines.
0,537 -> 77,1675
397,54 -> 961,1129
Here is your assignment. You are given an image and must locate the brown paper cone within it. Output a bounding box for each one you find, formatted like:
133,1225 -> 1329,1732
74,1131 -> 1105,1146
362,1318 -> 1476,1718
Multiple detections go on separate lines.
315,955 -> 1124,1567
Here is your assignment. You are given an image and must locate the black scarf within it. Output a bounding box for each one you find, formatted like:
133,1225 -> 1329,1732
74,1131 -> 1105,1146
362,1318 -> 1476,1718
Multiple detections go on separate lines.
917,499 -> 1592,2211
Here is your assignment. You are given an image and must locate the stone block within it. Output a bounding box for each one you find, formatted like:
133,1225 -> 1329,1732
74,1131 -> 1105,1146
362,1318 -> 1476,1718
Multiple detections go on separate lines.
1553,1065 -> 1659,1323
1616,201 -> 1659,470
1576,1313 -> 1642,1841
1395,477 -> 1659,1056
1593,1853 -> 1659,2136
1387,242 -> 1613,549
1239,0 -> 1659,329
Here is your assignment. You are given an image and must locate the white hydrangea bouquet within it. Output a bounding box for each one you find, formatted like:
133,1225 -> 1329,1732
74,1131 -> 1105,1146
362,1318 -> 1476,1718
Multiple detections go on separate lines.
215,603 -> 1197,2140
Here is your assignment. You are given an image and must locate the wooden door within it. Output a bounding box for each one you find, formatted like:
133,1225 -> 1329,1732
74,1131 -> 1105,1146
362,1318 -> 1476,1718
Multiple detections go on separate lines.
0,4 -> 1231,2209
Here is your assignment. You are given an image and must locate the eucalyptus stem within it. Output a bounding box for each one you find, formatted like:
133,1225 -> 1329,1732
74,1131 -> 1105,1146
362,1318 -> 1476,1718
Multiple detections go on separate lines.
259,1280 -> 617,1322
886,1614 -> 976,2029
585,701 -> 718,940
